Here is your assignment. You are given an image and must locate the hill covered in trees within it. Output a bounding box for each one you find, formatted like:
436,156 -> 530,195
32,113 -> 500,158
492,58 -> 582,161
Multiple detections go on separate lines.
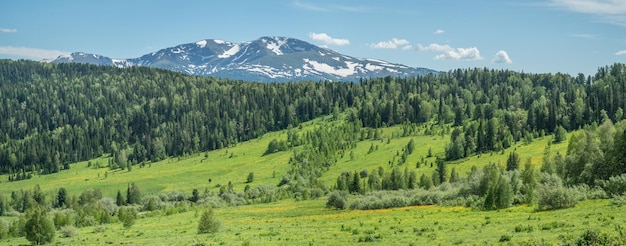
0,60 -> 625,181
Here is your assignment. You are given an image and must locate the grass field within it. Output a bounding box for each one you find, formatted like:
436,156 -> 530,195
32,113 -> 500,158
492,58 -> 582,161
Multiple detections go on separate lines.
3,198 -> 624,245
0,119 -> 587,245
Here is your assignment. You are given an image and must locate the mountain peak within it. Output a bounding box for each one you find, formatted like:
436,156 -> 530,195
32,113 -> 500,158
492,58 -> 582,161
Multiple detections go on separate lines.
52,36 -> 436,82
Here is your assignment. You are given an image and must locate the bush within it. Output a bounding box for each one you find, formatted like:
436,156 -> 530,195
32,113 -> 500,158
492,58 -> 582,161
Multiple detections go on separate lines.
598,174 -> 626,196
611,194 -> 626,207
118,207 -> 137,228
326,191 -> 349,210
197,209 -> 220,234
0,219 -> 8,240
535,185 -> 578,211
499,233 -> 512,242
59,225 -> 78,238
53,209 -> 76,229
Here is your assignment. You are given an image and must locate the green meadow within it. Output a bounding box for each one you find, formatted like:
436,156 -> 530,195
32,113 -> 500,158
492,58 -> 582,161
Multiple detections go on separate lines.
0,118 -> 612,246
3,199 -> 624,245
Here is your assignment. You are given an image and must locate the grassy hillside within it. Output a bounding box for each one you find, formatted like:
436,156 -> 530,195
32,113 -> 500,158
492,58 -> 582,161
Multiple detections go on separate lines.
0,117 -> 567,200
2,199 -> 623,245
0,117 -> 585,246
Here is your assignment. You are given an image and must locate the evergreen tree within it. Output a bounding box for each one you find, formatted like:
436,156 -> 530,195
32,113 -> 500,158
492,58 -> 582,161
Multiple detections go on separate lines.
55,187 -> 67,208
126,182 -> 142,205
506,151 -> 520,171
436,157 -> 446,184
116,190 -> 125,206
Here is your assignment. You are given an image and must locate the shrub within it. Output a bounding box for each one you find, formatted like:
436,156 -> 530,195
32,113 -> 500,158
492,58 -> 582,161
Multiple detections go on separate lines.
598,174 -> 626,196
326,191 -> 349,210
118,207 -> 137,228
59,225 -> 78,238
499,233 -> 512,242
197,209 -> 220,234
535,185 -> 578,211
611,194 -> 626,207
0,219 -> 8,240
53,209 -> 76,229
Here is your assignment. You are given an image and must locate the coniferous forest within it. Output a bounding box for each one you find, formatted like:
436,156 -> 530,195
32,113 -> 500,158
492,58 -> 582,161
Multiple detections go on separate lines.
1,60 -> 625,180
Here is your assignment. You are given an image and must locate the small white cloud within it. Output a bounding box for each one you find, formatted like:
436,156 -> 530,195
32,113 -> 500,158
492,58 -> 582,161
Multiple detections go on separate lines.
370,38 -> 410,49
434,29 -> 445,35
0,46 -> 70,60
417,43 -> 483,60
616,50 -> 626,55
492,50 -> 513,64
0,28 -> 17,33
309,32 -> 350,46
401,45 -> 413,50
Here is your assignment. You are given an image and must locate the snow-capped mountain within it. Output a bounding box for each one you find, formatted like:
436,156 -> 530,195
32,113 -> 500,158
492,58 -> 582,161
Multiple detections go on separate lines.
52,36 -> 436,82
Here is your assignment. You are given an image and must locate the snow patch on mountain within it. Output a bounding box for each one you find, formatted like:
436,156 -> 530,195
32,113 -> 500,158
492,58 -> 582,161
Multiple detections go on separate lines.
263,37 -> 287,56
196,40 -> 207,48
304,59 -> 358,77
219,44 -> 240,58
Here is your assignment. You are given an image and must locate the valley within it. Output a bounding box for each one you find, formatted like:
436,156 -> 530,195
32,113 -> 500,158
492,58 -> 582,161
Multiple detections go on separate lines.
0,60 -> 625,245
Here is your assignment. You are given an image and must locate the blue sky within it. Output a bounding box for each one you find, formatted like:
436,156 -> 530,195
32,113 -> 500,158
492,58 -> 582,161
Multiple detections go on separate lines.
1,0 -> 625,76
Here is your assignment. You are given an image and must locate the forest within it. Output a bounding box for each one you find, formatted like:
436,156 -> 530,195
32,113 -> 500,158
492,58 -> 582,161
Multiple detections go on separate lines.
1,60 -> 624,179
1,60 -> 626,244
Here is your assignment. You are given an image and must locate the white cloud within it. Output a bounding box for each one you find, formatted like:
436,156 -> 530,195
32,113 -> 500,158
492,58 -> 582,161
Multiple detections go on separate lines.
0,46 -> 69,60
402,45 -> 413,50
616,50 -> 626,55
492,50 -> 513,64
434,29 -> 445,35
417,43 -> 483,60
370,38 -> 410,49
308,32 -> 350,46
0,28 -> 17,33
550,0 -> 626,26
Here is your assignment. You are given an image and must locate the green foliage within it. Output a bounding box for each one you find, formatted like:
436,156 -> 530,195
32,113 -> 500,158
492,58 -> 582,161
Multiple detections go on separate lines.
506,151 -> 520,171
126,182 -> 142,205
246,172 -> 254,183
553,125 -> 567,143
597,174 -> 626,196
55,187 -> 68,208
117,207 -> 137,228
264,139 -> 288,155
197,208 -> 220,234
436,158 -> 446,184
24,205 -> 55,245
536,174 -> 578,211
326,190 -> 349,210
59,225 -> 78,238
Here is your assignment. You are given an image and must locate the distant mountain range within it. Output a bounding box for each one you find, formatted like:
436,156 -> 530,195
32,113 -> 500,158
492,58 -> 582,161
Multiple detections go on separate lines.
51,36 -> 437,82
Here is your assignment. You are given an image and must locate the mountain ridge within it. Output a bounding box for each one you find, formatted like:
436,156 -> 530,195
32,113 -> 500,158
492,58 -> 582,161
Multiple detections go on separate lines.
51,36 -> 437,82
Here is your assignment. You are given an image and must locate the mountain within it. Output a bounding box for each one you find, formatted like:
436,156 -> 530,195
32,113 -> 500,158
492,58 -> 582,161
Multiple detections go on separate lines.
51,36 -> 436,82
